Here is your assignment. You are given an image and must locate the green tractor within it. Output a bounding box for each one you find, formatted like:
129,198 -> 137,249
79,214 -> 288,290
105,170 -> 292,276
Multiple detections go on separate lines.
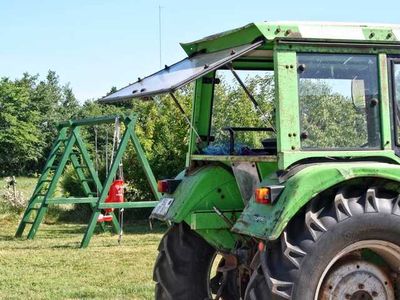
103,22 -> 400,299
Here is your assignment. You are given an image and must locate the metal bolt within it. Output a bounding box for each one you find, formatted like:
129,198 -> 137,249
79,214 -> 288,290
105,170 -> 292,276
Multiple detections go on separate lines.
285,29 -> 292,36
358,283 -> 365,289
345,294 -> 351,299
288,133 -> 292,137
298,64 -> 306,73
275,28 -> 281,34
369,32 -> 375,38
372,291 -> 378,297
230,50 -> 236,55
204,64 -> 209,69
387,33 -> 393,39
291,146 -> 295,150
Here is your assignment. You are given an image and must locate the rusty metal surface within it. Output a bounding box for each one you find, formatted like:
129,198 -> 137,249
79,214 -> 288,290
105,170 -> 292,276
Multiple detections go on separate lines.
319,260 -> 394,300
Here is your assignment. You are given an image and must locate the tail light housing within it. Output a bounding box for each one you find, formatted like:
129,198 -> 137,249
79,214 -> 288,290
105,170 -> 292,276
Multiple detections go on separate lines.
255,187 -> 271,204
157,179 -> 182,194
255,185 -> 285,205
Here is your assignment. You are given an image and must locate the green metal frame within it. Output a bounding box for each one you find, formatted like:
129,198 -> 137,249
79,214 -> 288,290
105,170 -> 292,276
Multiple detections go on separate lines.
16,114 -> 160,248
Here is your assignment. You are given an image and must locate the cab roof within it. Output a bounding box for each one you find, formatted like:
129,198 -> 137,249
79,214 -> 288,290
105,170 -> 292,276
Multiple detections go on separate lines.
181,21 -> 400,56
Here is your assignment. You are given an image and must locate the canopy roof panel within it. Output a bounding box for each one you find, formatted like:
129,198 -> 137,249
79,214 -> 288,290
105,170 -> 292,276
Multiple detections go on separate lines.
101,41 -> 263,102
181,21 -> 400,56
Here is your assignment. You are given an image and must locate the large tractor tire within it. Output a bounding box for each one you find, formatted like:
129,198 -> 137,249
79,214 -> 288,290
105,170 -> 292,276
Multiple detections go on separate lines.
245,183 -> 400,300
153,223 -> 240,300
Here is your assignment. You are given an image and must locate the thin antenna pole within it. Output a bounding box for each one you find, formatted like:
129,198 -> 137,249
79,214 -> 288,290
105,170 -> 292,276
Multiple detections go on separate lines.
158,5 -> 162,68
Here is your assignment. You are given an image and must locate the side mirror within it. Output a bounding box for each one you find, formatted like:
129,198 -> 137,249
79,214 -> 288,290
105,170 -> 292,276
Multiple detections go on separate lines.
351,79 -> 366,110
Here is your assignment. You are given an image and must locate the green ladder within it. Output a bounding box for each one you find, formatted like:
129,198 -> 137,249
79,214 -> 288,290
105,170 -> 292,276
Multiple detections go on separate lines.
15,114 -> 160,248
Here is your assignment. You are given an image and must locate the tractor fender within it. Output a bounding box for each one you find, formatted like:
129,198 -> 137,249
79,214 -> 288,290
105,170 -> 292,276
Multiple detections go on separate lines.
232,161 -> 400,240
154,164 -> 244,250
160,164 -> 244,222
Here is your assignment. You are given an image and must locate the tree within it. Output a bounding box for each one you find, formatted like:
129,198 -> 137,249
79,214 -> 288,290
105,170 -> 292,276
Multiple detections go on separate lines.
0,77 -> 43,175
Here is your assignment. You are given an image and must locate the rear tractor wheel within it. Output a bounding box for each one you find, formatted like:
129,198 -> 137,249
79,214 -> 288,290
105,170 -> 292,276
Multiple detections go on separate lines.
245,183 -> 400,300
153,223 -> 244,300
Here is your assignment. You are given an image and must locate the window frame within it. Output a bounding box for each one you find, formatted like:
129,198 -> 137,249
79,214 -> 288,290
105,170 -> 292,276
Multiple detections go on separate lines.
389,58 -> 400,147
296,52 -> 382,151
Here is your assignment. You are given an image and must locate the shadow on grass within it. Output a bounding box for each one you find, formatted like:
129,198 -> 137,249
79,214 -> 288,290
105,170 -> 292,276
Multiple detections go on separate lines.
0,220 -> 167,251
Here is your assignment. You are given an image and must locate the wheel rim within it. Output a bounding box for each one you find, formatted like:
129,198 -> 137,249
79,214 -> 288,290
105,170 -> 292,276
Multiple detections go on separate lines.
315,240 -> 400,300
207,252 -> 224,299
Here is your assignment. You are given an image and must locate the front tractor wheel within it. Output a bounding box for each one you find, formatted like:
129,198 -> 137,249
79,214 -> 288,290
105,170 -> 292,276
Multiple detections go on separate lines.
153,223 -> 240,300
245,184 -> 400,300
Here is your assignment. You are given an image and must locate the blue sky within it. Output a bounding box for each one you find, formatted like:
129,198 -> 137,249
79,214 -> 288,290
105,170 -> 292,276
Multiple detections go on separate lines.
1,0 -> 400,102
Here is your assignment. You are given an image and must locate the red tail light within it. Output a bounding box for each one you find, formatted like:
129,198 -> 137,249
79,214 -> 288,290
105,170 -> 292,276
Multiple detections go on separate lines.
157,180 -> 169,193
255,187 -> 271,205
157,179 -> 182,194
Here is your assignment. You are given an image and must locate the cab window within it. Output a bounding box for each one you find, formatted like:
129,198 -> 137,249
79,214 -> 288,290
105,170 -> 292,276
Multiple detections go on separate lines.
297,54 -> 380,150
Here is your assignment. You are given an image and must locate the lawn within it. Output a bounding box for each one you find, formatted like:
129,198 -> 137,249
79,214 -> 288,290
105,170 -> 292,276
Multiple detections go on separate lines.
0,220 -> 165,299
0,177 -> 166,299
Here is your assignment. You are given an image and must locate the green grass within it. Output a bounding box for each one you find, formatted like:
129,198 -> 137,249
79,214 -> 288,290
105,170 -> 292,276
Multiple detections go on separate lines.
0,220 -> 165,299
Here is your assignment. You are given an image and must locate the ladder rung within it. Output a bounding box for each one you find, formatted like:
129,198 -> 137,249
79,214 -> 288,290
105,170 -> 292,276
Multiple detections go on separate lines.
35,193 -> 47,197
76,165 -> 88,169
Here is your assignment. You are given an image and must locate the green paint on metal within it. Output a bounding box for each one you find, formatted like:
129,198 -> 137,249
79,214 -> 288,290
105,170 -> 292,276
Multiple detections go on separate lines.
256,162 -> 278,179
190,211 -> 241,230
165,165 -> 243,221
158,165 -> 244,250
190,154 -> 277,162
378,53 -> 392,150
188,72 -> 215,159
233,162 -> 400,240
181,22 -> 400,57
274,49 -> 300,165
